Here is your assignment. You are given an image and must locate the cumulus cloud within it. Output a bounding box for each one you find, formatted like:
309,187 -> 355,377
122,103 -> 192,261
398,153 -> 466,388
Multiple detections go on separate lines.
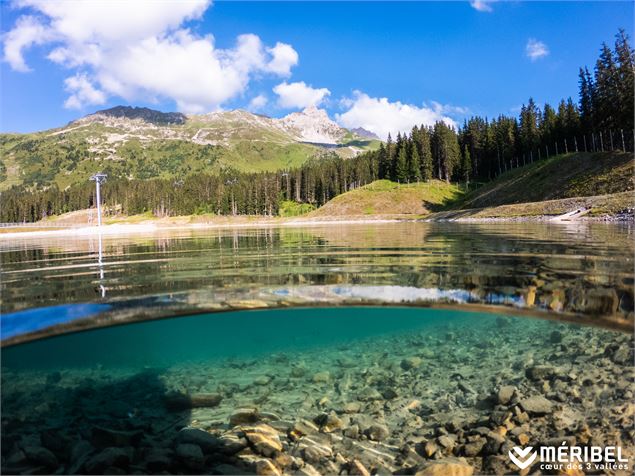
336,91 -> 458,141
526,38 -> 549,61
3,0 -> 299,112
3,15 -> 55,72
469,1 -> 495,12
64,73 -> 107,109
273,81 -> 331,109
248,94 -> 268,111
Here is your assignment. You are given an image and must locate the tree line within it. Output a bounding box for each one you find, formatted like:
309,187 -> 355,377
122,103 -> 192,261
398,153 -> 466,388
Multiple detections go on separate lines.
1,29 -> 633,222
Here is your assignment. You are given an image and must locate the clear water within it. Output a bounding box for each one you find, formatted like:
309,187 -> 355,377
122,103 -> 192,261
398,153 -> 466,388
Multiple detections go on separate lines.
1,222 -> 633,343
1,223 -> 634,475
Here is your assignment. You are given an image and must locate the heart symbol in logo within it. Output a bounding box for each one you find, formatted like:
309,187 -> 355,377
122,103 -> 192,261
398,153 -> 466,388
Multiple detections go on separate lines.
509,446 -> 537,470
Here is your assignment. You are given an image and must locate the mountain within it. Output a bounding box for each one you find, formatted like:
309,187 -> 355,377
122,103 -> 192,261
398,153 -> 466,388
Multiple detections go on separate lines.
0,106 -> 381,191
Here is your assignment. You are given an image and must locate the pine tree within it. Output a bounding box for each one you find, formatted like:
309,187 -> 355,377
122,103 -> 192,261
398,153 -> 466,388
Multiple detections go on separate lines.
408,140 -> 421,181
461,145 -> 471,185
395,141 -> 409,183
614,28 -> 635,131
578,67 -> 595,133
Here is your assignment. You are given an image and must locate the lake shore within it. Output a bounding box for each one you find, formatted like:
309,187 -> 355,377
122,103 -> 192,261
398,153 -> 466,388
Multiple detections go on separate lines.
1,208 -> 633,239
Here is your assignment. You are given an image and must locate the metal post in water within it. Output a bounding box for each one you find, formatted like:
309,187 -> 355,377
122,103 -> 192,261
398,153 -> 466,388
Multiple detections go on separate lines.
621,129 -> 625,151
90,173 -> 107,227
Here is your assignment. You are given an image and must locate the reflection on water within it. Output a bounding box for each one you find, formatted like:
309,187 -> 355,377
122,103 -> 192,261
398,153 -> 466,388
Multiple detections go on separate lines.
1,308 -> 633,475
1,222 -> 633,342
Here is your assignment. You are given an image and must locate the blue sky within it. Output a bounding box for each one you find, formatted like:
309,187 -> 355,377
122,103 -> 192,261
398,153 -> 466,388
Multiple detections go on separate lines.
1,1 -> 632,137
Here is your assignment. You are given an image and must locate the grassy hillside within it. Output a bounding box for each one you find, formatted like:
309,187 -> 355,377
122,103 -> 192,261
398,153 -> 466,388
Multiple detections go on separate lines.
458,151 -> 634,209
310,180 -> 464,217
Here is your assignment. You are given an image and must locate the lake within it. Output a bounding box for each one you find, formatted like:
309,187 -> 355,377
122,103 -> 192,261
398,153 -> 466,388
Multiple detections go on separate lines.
1,222 -> 633,475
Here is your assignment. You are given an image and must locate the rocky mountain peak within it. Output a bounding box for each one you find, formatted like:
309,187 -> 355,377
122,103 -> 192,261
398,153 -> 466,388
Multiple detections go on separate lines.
81,106 -> 187,126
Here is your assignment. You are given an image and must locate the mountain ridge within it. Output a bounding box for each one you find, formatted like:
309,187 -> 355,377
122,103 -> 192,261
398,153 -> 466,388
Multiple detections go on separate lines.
0,105 -> 381,191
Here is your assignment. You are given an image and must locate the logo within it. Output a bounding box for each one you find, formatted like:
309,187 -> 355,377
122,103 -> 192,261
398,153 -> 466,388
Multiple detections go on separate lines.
509,447 -> 537,470
509,443 -> 629,472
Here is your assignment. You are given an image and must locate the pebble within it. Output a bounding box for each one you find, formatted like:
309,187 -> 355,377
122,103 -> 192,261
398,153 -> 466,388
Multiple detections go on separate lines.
230,407 -> 260,426
244,424 -> 283,457
312,371 -> 331,383
415,457 -> 474,476
497,385 -> 516,405
366,423 -> 390,441
519,395 -> 554,415
176,443 -> 205,470
84,447 -> 130,474
401,356 -> 423,370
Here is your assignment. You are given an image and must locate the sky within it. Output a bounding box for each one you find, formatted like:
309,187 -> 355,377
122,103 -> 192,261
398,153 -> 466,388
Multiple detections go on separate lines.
0,0 -> 632,138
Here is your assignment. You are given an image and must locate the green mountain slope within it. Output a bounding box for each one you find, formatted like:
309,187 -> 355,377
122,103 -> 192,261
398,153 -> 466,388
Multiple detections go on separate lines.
310,180 -> 464,217
0,106 -> 380,191
457,151 -> 634,209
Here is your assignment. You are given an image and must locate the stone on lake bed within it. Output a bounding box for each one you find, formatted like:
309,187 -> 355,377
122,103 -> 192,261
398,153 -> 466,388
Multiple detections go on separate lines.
176,443 -> 205,470
165,391 -> 222,410
255,458 -> 282,476
254,376 -> 272,386
230,407 -> 260,426
343,401 -> 362,413
23,446 -> 58,468
84,447 -> 130,474
415,457 -> 474,476
312,371 -> 331,383
520,395 -> 554,415
497,385 -> 516,405
244,424 -> 283,457
401,356 -> 423,370
177,427 -> 222,453
366,423 -> 390,441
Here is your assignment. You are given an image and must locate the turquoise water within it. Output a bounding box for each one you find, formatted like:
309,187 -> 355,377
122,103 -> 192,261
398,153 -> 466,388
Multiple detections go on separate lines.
2,307 -> 633,475
1,223 -> 633,474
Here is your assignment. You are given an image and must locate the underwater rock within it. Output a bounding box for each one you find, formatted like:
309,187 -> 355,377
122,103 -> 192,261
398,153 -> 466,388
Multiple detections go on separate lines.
519,395 -> 554,415
349,459 -> 371,476
343,424 -> 360,439
496,385 -> 516,405
414,457 -> 474,476
144,448 -> 173,472
177,427 -> 222,453
84,447 -> 130,474
291,419 -> 320,440
315,412 -> 343,433
175,443 -> 205,470
254,376 -> 272,386
401,356 -> 422,371
45,371 -> 62,385
91,426 -> 143,448
244,424 -> 283,457
165,391 -> 222,410
525,365 -> 555,381
312,371 -> 331,384
462,438 -> 486,457
549,330 -> 563,343
343,402 -> 362,414
366,423 -> 390,441
255,458 -> 282,476
230,408 -> 261,426
357,387 -> 383,401
23,446 -> 58,469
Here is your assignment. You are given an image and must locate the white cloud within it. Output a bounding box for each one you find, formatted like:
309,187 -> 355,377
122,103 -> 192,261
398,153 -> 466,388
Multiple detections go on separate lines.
336,91 -> 457,141
3,0 -> 299,112
526,38 -> 549,61
3,15 -> 55,72
470,1 -> 495,13
63,73 -> 107,109
273,81 -> 330,109
265,42 -> 298,77
248,94 -> 268,111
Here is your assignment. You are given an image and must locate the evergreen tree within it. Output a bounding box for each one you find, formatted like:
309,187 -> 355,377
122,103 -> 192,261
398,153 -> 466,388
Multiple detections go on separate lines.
460,145 -> 471,184
578,67 -> 595,133
395,141 -> 409,182
614,28 -> 635,131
